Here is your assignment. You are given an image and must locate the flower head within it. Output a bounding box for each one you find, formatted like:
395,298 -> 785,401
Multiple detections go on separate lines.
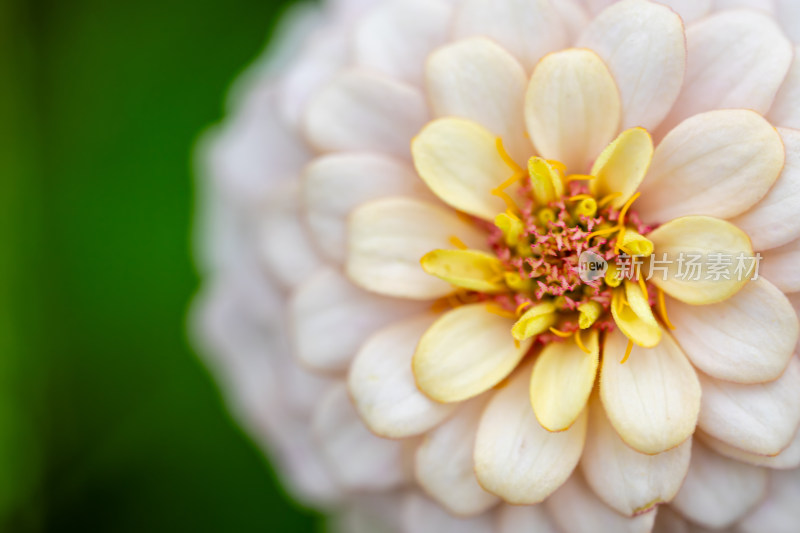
196,0 -> 800,530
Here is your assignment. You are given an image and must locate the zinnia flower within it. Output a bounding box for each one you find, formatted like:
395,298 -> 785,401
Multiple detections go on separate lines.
194,0 -> 800,531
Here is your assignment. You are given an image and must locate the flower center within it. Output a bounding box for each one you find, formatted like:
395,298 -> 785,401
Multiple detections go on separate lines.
422,137 -> 674,361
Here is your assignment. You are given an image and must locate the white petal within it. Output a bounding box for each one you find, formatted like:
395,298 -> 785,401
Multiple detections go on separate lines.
303,69 -> 429,159
653,0 -> 712,23
699,426 -> 800,470
348,314 -> 457,439
313,384 -> 408,491
257,181 -> 322,290
413,304 -> 531,403
452,0 -> 568,71
525,48 -> 621,172
496,504 -> 560,533
639,110 -> 784,222
657,10 -> 793,134
668,277 -> 799,383
415,397 -> 500,517
577,0 -> 686,130
546,472 -> 657,533
737,469 -> 800,533
304,153 -> 432,264
353,0 -> 452,86
714,0 -> 775,13
671,439 -> 768,530
552,0 -> 591,42
697,357 -> 800,456
769,48 -> 800,129
600,329 -> 701,454
731,128 -> 800,250
402,493 -> 496,533
426,38 -> 530,165
761,237 -> 800,292
347,197 -> 488,299
474,364 -> 587,504
581,396 -> 692,516
290,267 -> 427,372
775,0 -> 800,43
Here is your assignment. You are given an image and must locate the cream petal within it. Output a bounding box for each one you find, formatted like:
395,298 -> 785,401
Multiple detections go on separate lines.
402,493 -> 496,533
697,357 -> 800,456
769,48 -> 800,129
577,0 -> 686,131
303,69 -> 429,159
290,267 -> 427,372
761,237 -> 800,293
671,439 -> 768,530
312,384 -> 408,491
348,314 -> 457,439
546,472 -> 657,533
304,153 -> 432,264
699,426 -> 800,470
426,38 -> 530,165
737,469 -> 800,533
658,10 -> 793,134
415,397 -> 500,517
589,128 -> 654,209
647,216 -> 754,305
668,277 -> 799,383
347,197 -> 488,299
452,0 -> 568,71
257,181 -> 322,290
581,396 -> 692,516
552,0 -> 590,42
638,110 -> 784,222
600,329 -> 701,455
525,48 -> 621,172
496,504 -> 560,533
353,0 -> 452,86
474,363 -> 587,504
413,304 -> 531,403
412,117 -> 518,220
530,331 -> 599,432
731,128 -> 800,251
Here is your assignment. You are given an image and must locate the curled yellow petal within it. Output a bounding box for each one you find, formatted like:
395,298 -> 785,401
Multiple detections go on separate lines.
590,127 -> 653,209
528,157 -> 564,205
421,249 -> 507,293
511,302 -> 557,341
504,271 -> 532,293
578,300 -> 603,329
610,284 -> 661,348
495,211 -> 525,246
618,228 -> 654,256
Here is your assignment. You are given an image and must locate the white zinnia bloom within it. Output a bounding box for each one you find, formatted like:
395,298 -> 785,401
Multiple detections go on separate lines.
193,0 -> 800,531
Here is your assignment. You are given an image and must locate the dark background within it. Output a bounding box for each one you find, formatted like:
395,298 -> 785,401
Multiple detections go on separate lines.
2,0 -> 324,530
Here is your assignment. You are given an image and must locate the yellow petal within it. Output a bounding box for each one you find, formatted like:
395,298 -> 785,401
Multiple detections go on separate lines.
511,302 -> 558,341
494,211 -> 525,246
647,216 -> 753,305
412,117 -> 512,219
420,249 -> 507,293
413,303 -> 531,403
618,228 -> 654,257
525,48 -> 621,172
590,128 -> 653,209
610,284 -> 661,348
528,157 -> 564,205
578,300 -> 603,329
530,330 -> 599,432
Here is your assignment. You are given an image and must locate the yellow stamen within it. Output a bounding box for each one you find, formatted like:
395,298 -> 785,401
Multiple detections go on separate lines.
538,207 -> 557,226
448,235 -> 468,250
657,287 -> 676,330
515,301 -> 532,316
614,226 -> 627,254
430,297 -> 450,313
574,330 -> 591,355
620,338 -> 634,364
598,192 -> 623,208
637,267 -> 648,297
485,303 -> 516,319
573,197 -> 598,218
617,192 -> 641,227
546,159 -> 566,174
548,327 -> 573,338
566,174 -> 596,182
495,137 -> 523,174
491,187 -> 520,214
587,225 -> 620,240
568,194 -> 593,201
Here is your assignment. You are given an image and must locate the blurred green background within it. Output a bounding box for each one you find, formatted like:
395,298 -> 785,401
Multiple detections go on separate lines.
2,0 -> 324,530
